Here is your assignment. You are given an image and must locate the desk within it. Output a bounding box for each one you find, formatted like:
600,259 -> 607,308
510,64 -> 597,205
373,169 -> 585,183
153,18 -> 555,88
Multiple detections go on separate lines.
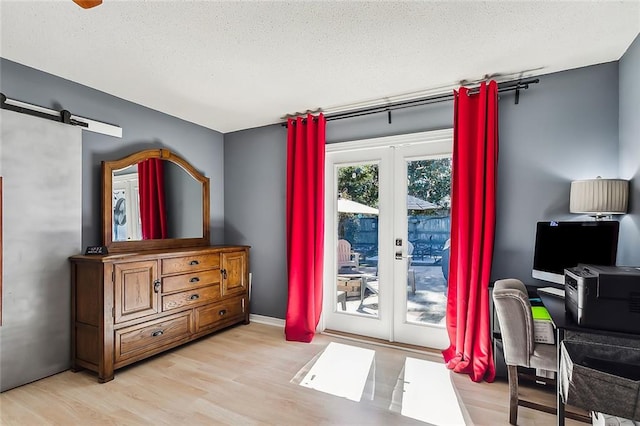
538,292 -> 640,426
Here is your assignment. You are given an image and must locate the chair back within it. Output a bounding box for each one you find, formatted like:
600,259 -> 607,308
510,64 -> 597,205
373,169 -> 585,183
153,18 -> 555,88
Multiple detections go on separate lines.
337,239 -> 354,268
492,278 -> 535,367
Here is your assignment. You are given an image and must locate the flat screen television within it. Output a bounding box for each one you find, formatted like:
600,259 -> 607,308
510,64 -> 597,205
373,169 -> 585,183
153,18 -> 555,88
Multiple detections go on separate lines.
532,221 -> 619,285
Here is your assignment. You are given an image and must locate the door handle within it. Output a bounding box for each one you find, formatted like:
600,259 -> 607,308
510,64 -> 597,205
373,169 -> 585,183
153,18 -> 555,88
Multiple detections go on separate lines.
153,280 -> 161,292
395,251 -> 411,260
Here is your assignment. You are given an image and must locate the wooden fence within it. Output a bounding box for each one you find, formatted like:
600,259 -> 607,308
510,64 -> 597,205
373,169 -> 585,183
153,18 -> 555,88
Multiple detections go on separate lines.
339,215 -> 450,263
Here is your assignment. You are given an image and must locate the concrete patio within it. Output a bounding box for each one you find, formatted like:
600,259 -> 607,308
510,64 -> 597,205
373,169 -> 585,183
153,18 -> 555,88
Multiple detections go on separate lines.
336,264 -> 448,326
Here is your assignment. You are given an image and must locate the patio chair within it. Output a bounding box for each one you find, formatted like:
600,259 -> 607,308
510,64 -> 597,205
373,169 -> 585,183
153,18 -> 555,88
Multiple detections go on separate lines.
337,239 -> 359,271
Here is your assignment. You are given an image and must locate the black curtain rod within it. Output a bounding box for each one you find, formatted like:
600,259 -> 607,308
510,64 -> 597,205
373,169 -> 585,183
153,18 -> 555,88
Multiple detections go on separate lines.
283,77 -> 539,126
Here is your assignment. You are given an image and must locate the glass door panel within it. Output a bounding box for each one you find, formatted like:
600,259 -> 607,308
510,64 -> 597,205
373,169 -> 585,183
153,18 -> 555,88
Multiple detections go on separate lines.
336,164 -> 379,318
392,143 -> 452,349
323,147 -> 392,341
404,157 -> 451,326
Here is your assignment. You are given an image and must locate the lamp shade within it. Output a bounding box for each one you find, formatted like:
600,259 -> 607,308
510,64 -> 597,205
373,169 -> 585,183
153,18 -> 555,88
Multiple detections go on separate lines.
570,178 -> 629,216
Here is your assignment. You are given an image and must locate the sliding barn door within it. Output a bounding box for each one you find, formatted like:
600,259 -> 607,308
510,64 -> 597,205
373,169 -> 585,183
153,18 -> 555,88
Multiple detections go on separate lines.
0,110 -> 82,391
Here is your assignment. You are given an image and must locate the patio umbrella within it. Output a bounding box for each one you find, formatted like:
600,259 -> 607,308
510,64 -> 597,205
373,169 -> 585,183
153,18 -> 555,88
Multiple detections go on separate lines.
337,198 -> 379,215
407,194 -> 438,210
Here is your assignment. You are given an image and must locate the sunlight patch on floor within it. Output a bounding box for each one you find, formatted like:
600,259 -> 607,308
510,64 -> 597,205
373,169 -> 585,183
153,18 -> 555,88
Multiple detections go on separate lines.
394,357 -> 467,425
292,342 -> 467,424
295,342 -> 375,402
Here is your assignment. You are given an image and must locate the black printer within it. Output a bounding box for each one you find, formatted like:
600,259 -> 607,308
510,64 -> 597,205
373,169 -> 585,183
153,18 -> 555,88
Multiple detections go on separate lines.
565,264 -> 640,334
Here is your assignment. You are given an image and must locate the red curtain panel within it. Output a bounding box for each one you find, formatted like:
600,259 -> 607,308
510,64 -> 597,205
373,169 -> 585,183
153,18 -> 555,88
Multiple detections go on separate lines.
442,81 -> 498,383
285,113 -> 326,342
139,158 -> 167,240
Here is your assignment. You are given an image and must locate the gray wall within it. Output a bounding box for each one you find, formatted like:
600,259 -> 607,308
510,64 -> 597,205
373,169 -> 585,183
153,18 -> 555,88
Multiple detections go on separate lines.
225,62 -> 622,319
2,51 -> 635,323
618,34 -> 640,265
0,58 -> 225,247
224,125 -> 288,316
495,63 -> 620,282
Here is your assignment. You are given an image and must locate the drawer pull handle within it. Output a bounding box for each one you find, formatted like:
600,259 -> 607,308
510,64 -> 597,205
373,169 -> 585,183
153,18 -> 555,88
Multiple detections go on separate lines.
189,260 -> 200,266
153,280 -> 161,293
221,269 -> 227,280
219,309 -> 227,316
189,294 -> 200,300
151,330 -> 164,337
189,277 -> 200,283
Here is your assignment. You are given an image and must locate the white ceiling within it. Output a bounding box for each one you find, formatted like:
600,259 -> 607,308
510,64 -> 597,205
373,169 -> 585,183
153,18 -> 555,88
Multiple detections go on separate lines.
1,1 -> 638,133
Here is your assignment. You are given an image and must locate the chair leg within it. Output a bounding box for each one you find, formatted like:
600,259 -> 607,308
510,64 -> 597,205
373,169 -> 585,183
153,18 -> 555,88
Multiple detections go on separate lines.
507,365 -> 519,425
337,291 -> 347,311
408,269 -> 416,294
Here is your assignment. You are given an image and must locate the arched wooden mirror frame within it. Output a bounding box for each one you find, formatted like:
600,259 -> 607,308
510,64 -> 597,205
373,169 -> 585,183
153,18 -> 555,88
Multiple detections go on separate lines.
102,149 -> 210,253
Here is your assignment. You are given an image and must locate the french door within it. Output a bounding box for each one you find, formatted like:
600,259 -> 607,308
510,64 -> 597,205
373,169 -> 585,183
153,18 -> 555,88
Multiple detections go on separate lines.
322,130 -> 452,349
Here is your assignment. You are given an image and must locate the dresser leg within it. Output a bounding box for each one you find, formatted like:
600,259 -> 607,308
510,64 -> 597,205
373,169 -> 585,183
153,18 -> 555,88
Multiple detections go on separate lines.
98,363 -> 114,383
98,372 -> 114,383
70,365 -> 84,373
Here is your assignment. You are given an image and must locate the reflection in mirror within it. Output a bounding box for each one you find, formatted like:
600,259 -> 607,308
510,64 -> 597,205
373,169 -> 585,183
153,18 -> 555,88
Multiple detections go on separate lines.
102,149 -> 210,253
110,161 -> 204,242
163,161 -> 203,239
112,165 -> 141,241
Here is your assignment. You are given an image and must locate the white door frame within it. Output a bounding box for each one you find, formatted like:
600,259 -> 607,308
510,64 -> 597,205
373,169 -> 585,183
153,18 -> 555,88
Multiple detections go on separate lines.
323,147 -> 392,340
392,142 -> 452,348
320,129 -> 453,348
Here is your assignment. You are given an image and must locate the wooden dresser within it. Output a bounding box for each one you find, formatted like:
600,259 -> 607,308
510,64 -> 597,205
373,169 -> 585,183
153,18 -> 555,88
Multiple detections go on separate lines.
70,245 -> 249,382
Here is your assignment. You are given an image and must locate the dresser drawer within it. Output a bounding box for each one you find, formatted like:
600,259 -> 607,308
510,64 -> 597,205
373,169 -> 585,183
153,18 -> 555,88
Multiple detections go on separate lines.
162,284 -> 221,311
162,270 -> 220,293
161,253 -> 220,275
194,297 -> 245,333
115,311 -> 191,362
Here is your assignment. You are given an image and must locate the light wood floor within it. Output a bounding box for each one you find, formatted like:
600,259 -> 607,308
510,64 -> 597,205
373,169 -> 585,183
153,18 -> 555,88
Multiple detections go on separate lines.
0,322 -> 587,425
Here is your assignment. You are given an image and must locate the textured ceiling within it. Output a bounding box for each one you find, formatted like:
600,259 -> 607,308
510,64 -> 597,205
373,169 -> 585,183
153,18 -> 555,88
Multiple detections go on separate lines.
1,1 -> 638,133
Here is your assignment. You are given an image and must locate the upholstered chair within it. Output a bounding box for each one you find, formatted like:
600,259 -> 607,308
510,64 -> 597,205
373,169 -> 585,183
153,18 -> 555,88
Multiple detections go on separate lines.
492,278 -> 557,425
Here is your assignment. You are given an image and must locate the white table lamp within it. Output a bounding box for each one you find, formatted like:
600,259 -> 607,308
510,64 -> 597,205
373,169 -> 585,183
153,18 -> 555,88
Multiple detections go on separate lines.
569,177 -> 629,220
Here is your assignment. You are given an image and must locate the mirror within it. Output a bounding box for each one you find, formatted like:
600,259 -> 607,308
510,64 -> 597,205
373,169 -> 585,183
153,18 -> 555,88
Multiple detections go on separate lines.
102,149 -> 210,253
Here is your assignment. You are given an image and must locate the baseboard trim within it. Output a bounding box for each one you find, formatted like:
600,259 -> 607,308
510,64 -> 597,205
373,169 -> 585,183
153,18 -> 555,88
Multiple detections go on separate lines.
250,314 -> 285,328
322,329 -> 443,357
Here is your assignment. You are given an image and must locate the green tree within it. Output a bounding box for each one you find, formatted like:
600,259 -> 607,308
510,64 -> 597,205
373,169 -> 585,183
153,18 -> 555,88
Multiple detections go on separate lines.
407,158 -> 452,208
337,159 -> 452,208
337,165 -> 379,208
